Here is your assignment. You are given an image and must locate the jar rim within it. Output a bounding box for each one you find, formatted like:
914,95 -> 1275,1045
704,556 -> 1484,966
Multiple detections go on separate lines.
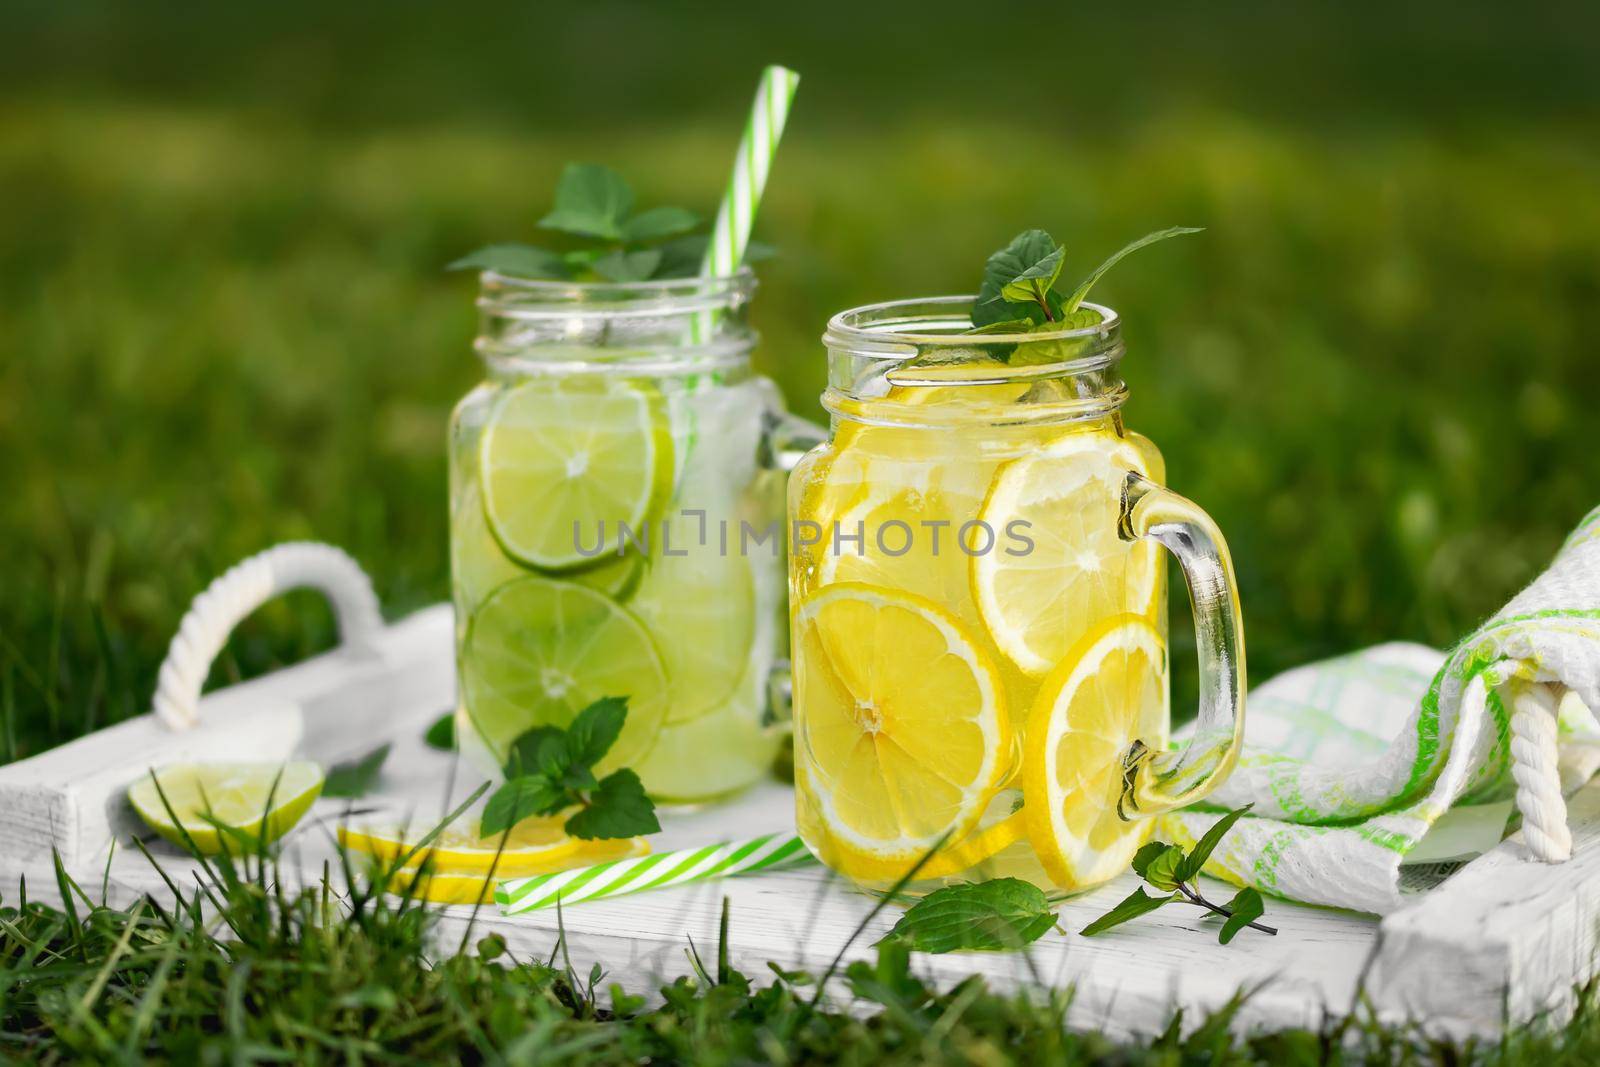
478,265 -> 756,304
824,295 -> 1120,349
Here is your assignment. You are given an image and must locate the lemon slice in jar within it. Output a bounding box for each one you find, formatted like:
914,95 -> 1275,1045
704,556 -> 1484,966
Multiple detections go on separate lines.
1022,614 -> 1166,890
792,582 -> 1010,880
971,431 -> 1161,676
800,785 -> 1029,884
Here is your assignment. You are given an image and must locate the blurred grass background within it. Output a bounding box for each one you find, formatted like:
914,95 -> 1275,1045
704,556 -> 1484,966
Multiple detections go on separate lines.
2,0 -> 1598,759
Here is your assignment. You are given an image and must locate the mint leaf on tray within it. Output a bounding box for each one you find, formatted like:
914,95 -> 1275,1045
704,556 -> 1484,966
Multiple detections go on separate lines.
322,744 -> 390,798
1081,804 -> 1278,944
879,878 -> 1059,954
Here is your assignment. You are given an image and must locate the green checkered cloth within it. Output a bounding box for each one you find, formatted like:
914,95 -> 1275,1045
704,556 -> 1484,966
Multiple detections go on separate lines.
1162,505 -> 1600,914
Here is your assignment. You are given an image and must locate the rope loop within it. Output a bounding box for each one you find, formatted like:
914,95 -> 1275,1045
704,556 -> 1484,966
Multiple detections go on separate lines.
152,543 -> 382,731
1506,677 -> 1572,863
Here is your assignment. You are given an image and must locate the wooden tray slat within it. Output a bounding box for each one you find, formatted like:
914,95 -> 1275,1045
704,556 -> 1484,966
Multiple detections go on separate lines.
1,604 -> 1592,1038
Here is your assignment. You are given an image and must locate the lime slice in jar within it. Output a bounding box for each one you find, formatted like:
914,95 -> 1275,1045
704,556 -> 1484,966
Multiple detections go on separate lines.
461,576 -> 669,774
478,378 -> 674,570
633,589 -> 780,801
628,523 -> 756,726
452,480 -> 532,609
453,480 -> 648,610
634,685 -> 780,802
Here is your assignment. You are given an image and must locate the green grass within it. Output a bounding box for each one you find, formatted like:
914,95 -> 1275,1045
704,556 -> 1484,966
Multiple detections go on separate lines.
3,1 -> 1600,1059
7,839 -> 1600,1064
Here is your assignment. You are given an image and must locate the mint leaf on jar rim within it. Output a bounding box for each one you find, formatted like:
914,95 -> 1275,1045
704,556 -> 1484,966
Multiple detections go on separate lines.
999,245 -> 1066,309
451,161 -> 726,282
537,163 -> 635,240
620,205 -> 701,243
1060,225 -> 1203,313
592,248 -> 663,283
447,243 -> 569,279
973,229 -> 1060,326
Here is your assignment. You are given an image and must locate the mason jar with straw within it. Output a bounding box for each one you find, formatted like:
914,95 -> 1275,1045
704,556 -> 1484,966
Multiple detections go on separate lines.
447,65 -> 815,807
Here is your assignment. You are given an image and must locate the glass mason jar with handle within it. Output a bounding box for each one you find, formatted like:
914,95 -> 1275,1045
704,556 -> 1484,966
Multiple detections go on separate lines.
788,296 -> 1245,895
450,270 -> 822,804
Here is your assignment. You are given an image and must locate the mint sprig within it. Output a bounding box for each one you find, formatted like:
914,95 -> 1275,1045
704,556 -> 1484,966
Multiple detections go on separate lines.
968,226 -> 1203,358
478,696 -> 661,841
450,163 -> 705,283
873,804 -> 1269,954
1080,805 -> 1276,943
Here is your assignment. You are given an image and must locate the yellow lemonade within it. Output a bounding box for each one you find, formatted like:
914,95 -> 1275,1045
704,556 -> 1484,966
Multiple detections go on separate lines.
788,297 -> 1244,897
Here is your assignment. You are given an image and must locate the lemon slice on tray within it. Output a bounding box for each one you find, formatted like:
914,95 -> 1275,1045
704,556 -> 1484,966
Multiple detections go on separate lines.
339,815 -> 649,905
792,582 -> 1010,882
128,762 -> 323,855
972,431 -> 1161,676
390,839 -> 651,905
1023,614 -> 1167,890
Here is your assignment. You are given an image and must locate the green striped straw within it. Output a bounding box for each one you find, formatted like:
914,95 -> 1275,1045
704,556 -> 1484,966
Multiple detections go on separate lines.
689,64 -> 801,344
495,832 -> 815,914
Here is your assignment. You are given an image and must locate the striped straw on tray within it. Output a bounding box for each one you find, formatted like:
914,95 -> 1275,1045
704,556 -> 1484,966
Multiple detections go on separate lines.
496,832 -> 815,914
688,64 -> 801,344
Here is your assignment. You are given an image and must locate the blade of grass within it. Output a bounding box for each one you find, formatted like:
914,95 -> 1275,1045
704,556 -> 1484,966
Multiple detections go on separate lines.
388,780 -> 491,877
2,660 -> 15,762
808,830 -> 952,1010
99,838 -> 118,905
123,933 -> 182,1056
76,898 -> 147,1014
50,849 -> 90,963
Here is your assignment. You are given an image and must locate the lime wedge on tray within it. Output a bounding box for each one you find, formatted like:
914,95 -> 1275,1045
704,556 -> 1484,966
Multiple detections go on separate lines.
128,761 -> 323,855
478,378 -> 674,570
461,576 -> 669,773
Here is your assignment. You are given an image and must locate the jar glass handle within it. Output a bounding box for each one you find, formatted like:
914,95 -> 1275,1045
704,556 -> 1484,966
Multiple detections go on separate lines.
766,412 -> 829,475
1119,472 -> 1247,817
761,393 -> 828,730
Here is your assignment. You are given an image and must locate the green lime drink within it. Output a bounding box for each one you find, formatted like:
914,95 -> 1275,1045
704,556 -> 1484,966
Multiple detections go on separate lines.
448,271 -> 813,803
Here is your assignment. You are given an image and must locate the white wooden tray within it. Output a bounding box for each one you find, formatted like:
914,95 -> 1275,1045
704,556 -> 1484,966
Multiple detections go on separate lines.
3,602 -> 1596,1039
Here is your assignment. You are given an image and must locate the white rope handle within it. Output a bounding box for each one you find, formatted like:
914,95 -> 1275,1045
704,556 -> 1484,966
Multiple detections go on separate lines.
152,542 -> 383,731
1507,678 -> 1572,863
